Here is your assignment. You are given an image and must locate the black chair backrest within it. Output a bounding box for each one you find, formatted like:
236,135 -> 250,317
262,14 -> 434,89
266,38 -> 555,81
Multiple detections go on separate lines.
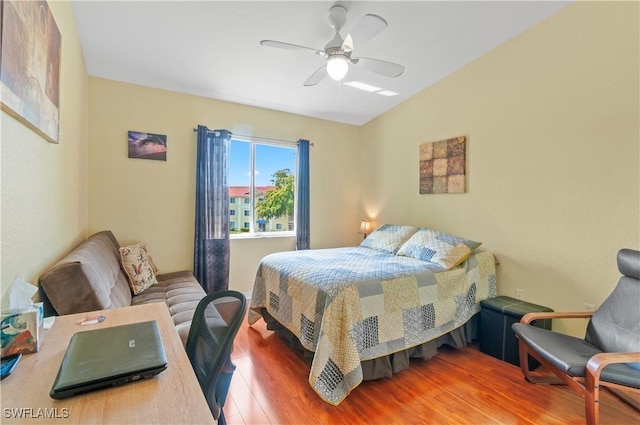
185,290 -> 247,419
585,249 -> 640,355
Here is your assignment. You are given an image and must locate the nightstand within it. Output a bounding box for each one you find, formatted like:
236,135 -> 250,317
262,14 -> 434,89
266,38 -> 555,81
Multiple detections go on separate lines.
479,296 -> 553,369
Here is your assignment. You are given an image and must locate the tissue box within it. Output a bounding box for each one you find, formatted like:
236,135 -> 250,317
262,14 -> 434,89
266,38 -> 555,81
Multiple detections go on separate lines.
1,303 -> 44,356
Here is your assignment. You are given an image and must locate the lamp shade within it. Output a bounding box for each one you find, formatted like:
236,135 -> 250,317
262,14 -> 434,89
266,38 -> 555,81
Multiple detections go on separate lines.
326,55 -> 349,81
359,219 -> 371,235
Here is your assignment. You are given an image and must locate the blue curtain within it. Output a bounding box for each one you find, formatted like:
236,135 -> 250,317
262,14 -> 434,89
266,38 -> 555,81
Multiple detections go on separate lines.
296,139 -> 310,250
194,126 -> 232,293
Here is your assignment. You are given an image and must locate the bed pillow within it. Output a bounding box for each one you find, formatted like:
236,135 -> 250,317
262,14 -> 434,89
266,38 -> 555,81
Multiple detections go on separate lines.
396,228 -> 481,270
119,242 -> 158,295
359,224 -> 419,254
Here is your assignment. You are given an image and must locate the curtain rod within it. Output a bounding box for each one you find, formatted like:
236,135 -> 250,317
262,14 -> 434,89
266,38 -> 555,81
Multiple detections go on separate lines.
192,128 -> 314,146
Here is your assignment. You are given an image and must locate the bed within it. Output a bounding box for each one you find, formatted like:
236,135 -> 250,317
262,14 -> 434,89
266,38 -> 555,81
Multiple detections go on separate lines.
248,225 -> 497,405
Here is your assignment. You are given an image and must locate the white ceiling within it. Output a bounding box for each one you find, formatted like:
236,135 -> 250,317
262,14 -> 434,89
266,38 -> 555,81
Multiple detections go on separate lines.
72,1 -> 571,126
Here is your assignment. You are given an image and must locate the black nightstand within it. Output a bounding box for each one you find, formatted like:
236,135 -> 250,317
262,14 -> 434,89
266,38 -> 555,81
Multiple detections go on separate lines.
479,296 -> 553,369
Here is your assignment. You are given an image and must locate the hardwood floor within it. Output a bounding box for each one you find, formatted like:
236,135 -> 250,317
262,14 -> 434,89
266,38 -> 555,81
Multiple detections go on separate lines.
224,312 -> 640,425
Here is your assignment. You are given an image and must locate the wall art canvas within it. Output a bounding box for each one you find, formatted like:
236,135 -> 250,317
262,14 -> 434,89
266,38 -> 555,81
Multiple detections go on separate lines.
419,136 -> 466,194
128,131 -> 167,161
0,0 -> 61,143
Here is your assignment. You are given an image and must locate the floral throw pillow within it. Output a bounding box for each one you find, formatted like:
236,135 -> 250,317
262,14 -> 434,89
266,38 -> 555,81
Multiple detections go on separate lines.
119,242 -> 158,295
396,228 -> 482,270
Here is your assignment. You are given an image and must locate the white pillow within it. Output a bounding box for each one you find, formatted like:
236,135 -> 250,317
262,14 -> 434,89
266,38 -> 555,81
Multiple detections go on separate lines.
359,224 -> 419,255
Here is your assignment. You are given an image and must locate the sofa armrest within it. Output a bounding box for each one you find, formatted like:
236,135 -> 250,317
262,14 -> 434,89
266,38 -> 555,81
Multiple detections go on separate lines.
38,231 -> 132,315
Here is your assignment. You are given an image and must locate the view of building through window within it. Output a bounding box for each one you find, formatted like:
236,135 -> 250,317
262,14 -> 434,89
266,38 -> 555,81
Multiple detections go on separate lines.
229,138 -> 296,234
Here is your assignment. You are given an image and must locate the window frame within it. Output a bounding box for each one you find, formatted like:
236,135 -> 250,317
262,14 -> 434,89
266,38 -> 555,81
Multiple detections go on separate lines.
230,136 -> 298,239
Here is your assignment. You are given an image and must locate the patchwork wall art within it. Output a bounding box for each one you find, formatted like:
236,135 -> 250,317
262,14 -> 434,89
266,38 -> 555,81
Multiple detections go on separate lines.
128,131 -> 167,161
419,136 -> 466,194
0,0 -> 62,143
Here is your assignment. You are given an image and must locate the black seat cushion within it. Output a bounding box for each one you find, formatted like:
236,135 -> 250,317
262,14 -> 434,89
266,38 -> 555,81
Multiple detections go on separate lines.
512,323 -> 640,388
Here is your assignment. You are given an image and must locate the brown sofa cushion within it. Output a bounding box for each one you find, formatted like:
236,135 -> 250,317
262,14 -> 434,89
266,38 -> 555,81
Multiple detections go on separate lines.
39,231 -> 132,315
131,271 -> 207,344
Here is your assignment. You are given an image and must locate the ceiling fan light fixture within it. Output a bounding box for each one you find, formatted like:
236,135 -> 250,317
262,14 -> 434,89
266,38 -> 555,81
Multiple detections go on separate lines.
326,55 -> 349,81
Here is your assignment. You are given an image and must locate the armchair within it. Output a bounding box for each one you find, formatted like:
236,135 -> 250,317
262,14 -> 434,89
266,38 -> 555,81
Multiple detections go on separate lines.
512,248 -> 640,425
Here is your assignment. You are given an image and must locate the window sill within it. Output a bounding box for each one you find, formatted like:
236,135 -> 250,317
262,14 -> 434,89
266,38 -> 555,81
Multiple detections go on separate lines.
230,232 -> 295,240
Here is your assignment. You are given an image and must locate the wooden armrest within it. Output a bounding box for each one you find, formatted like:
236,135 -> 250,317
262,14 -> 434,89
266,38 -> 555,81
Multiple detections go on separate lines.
521,311 -> 593,324
586,352 -> 640,379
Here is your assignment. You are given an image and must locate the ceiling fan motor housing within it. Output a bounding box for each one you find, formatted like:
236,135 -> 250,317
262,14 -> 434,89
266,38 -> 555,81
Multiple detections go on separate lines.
328,5 -> 347,31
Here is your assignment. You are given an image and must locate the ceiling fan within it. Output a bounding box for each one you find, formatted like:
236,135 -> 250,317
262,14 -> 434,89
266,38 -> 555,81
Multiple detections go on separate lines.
260,5 -> 405,86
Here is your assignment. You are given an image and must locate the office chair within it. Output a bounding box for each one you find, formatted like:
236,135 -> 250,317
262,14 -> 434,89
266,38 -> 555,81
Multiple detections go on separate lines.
512,248 -> 640,425
185,290 -> 247,425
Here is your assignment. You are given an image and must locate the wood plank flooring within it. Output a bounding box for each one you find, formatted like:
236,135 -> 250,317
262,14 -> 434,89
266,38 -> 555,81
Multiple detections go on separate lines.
224,313 -> 640,425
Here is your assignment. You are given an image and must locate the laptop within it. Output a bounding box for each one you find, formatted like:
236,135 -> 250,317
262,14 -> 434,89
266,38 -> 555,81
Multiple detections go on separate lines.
50,320 -> 167,399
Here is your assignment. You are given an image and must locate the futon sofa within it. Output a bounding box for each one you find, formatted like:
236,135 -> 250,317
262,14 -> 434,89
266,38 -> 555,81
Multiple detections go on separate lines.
38,230 -> 206,344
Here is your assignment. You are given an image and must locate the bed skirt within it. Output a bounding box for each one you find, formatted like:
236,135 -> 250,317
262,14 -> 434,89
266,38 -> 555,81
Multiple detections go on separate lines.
256,308 -> 479,381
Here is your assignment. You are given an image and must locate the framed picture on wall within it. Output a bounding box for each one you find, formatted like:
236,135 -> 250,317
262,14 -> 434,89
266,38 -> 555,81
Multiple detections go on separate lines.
128,131 -> 167,161
0,0 -> 61,143
419,136 -> 466,194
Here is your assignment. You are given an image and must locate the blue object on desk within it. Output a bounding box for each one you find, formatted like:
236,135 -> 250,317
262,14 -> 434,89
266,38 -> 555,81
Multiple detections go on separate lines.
1,353 -> 22,380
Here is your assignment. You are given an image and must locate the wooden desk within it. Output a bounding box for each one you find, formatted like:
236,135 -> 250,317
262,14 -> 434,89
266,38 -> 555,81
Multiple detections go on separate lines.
0,303 -> 215,424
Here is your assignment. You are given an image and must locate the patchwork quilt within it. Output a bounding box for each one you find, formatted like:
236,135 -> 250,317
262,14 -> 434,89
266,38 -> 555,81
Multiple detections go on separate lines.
248,246 -> 497,405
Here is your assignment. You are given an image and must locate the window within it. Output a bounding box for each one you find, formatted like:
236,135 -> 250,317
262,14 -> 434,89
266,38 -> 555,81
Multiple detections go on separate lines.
230,210 -> 236,216
229,137 -> 297,236
230,221 -> 235,229
230,198 -> 236,204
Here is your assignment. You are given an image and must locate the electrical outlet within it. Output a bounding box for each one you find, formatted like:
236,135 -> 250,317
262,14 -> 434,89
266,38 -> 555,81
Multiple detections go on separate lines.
515,289 -> 525,300
584,303 -> 596,312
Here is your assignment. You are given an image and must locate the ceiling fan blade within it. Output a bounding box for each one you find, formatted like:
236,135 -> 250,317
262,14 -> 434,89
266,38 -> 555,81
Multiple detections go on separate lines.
353,57 -> 404,78
260,40 -> 321,54
342,34 -> 353,53
346,14 -> 387,47
303,66 -> 327,86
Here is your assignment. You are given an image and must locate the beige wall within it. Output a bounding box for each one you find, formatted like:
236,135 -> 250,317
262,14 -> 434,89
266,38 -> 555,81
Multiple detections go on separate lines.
88,79 -> 362,294
360,1 -> 639,337
0,2 -> 89,301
